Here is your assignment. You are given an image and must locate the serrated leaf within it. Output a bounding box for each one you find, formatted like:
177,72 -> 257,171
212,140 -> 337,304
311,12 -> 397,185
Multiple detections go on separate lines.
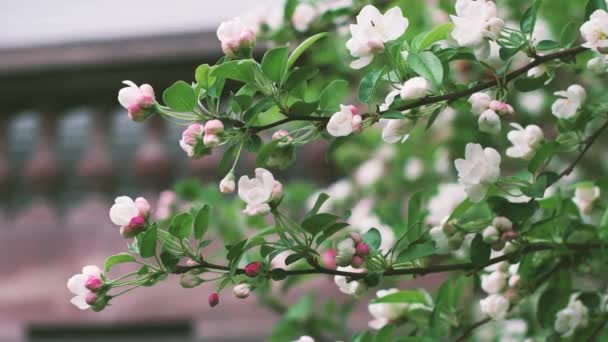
408,51 -> 443,86
139,227 -> 158,258
104,253 -> 136,272
168,212 -> 193,239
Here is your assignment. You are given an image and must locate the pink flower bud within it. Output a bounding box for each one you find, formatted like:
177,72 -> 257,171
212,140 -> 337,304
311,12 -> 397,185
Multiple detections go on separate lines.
245,261 -> 263,277
351,255 -> 364,268
508,275 -> 520,288
501,230 -> 519,242
350,233 -> 362,243
134,197 -> 151,217
270,182 -> 284,203
129,216 -> 145,228
272,129 -> 293,142
204,120 -> 224,135
85,276 -> 103,292
489,100 -> 514,116
219,172 -> 236,194
355,242 -> 370,256
321,248 -> 337,269
85,292 -> 99,306
208,292 -> 219,307
203,134 -> 220,147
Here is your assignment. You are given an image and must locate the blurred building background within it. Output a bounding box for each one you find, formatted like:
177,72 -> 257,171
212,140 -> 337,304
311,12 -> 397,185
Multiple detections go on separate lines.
0,1 -> 337,341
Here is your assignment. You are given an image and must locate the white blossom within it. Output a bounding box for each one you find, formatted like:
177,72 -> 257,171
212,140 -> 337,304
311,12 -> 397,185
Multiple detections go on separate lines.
454,143 -> 501,202
482,225 -> 500,244
478,109 -> 502,134
481,271 -> 508,294
334,266 -> 367,296
292,336 -> 315,342
379,118 -> 414,144
346,5 -> 409,69
587,55 -> 608,73
292,3 -> 317,32
404,157 -> 424,180
527,63 -> 548,78
429,220 -> 451,254
555,295 -> 589,338
580,10 -> 608,53
238,168 -> 282,216
506,123 -> 544,160
327,105 -> 362,137
216,18 -> 256,57
573,185 -> 601,215
354,157 -> 385,187
480,294 -> 510,320
67,265 -> 102,310
380,77 -> 431,111
233,283 -> 251,299
551,84 -> 586,119
468,92 -> 492,115
368,288 -> 409,330
450,0 -> 504,60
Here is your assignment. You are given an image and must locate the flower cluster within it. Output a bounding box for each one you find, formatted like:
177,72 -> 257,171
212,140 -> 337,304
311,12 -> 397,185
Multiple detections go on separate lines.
67,265 -> 107,311
468,92 -> 514,134
450,0 -> 504,59
482,217 -> 518,251
118,81 -> 156,122
479,261 -> 520,320
109,196 -> 151,238
216,18 -> 256,58
454,143 -> 501,203
179,120 -> 224,158
334,233 -> 370,268
327,105 -> 362,137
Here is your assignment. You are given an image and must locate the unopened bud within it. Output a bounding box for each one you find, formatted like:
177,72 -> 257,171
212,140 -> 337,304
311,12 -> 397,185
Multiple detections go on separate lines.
208,292 -> 220,307
492,217 -> 513,232
180,273 -> 202,288
204,120 -> 224,135
448,232 -> 463,249
501,230 -> 519,242
321,248 -> 337,269
272,129 -> 293,142
85,276 -> 103,292
233,283 -> 251,299
482,226 -> 500,244
269,182 -> 284,203
134,197 -> 151,217
508,275 -> 520,288
85,292 -> 99,306
219,172 -> 236,194
245,261 -> 263,277
203,134 -> 220,147
350,233 -> 362,243
355,242 -> 370,257
350,255 -> 364,268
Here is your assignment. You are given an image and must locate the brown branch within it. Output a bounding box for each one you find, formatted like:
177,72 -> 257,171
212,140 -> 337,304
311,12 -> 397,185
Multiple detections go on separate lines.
246,46 -> 586,133
557,119 -> 608,181
173,242 -> 602,278
455,317 -> 491,342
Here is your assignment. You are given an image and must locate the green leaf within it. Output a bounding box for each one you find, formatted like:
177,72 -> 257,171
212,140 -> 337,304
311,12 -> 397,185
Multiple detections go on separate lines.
514,74 -> 549,92
315,222 -> 350,245
407,191 -> 424,229
418,23 -> 454,51
372,290 -> 427,304
162,81 -> 196,112
285,66 -> 319,90
537,271 -> 571,327
470,234 -> 491,269
285,253 -> 306,265
396,242 -> 436,263
287,32 -> 328,68
194,205 -> 211,240
520,0 -> 542,35
168,212 -> 193,240
104,253 -> 136,272
301,213 -> 339,236
306,192 -> 329,218
522,172 -> 559,198
362,228 -> 382,250
560,22 -> 578,47
284,0 -> 298,21
195,64 -> 216,90
488,196 -> 538,227
262,46 -> 289,84
408,51 -> 443,86
226,239 -> 248,261
375,324 -> 395,342
160,248 -> 180,272
380,110 -> 408,119
528,142 -> 555,173
256,139 -> 281,168
219,144 -> 239,175
319,79 -> 349,112
536,40 -> 560,51
358,67 -> 384,104
243,97 -> 276,123
139,227 -> 158,258
211,59 -> 259,83
586,0 -> 608,19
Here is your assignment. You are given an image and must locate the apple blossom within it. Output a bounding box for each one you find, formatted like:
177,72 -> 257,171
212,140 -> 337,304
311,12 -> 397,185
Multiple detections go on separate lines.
573,185 -> 600,215
109,196 -> 150,238
272,129 -> 293,142
346,5 -> 409,69
430,217 -> 456,254
481,271 -> 508,294
335,238 -> 356,267
334,266 -> 367,296
118,81 -> 155,122
219,172 -> 236,194
506,123 -> 544,160
527,64 -> 548,78
238,168 -> 282,216
327,105 -> 362,137
450,0 -> 504,59
217,18 -> 256,58
179,123 -> 205,158
208,292 -> 220,307
555,295 -> 589,337
368,288 -> 409,330
292,3 -> 317,32
480,294 -> 510,320
489,100 -> 514,116
380,77 -> 431,111
233,283 -> 251,299
580,10 -> 608,53
468,92 -> 492,115
67,265 -> 104,310
483,225 -> 501,244
478,109 -> 501,134
203,133 -> 220,148
379,118 -> 414,144
404,157 -> 424,180
551,84 -> 586,119
454,143 -> 501,202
